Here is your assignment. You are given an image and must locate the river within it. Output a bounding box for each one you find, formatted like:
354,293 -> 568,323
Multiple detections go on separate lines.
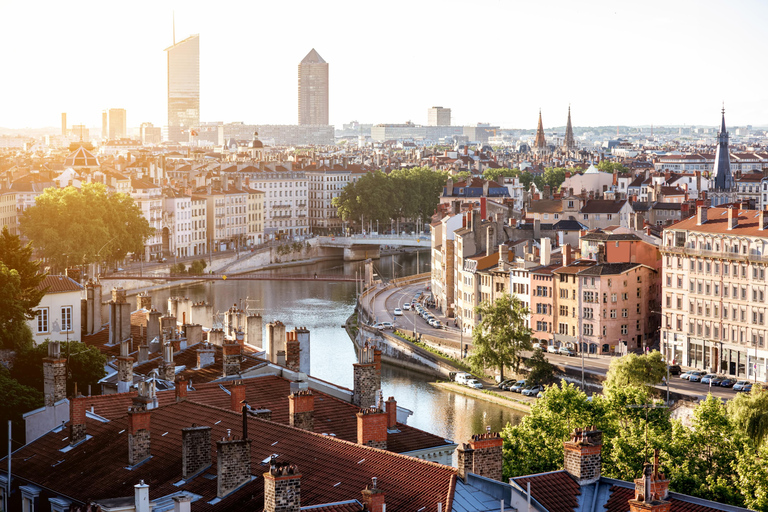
145,252 -> 525,444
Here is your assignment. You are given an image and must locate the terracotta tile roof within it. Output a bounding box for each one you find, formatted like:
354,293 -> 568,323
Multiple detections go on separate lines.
604,485 -> 729,512
512,471 -> 580,512
7,400 -> 456,512
132,344 -> 267,384
577,263 -> 643,276
528,200 -> 563,214
301,501 -> 363,511
36,275 -> 83,293
666,207 -> 765,236
580,200 -> 627,214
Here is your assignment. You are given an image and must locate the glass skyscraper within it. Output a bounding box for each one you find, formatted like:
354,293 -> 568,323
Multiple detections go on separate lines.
165,34 -> 199,143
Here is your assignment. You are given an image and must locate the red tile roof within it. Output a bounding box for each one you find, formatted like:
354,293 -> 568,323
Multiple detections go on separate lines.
7,400 -> 456,512
36,275 -> 83,293
604,485 -> 727,512
512,471 -> 580,512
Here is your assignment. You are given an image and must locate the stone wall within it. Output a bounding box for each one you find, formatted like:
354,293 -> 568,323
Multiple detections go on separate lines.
264,472 -> 301,512
182,425 -> 211,479
217,438 -> 252,497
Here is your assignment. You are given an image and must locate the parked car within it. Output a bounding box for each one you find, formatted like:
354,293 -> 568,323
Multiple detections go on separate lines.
508,380 -> 527,392
431,320 -> 442,329
393,308 -> 403,316
498,379 -> 515,390
455,372 -> 473,385
402,303 -> 411,311
668,365 -> 682,376
547,345 -> 559,354
558,346 -> 575,357
537,390 -> 545,398
523,385 -> 543,396
688,371 -> 705,382
680,370 -> 695,380
466,379 -> 483,389
741,383 -> 753,393
700,373 -> 718,384
719,378 -> 735,388
733,380 -> 751,391
376,322 -> 394,331
532,342 -> 545,351
519,385 -> 534,395
710,375 -> 726,386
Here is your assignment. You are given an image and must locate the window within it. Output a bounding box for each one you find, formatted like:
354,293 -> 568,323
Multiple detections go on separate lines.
621,324 -> 628,335
61,306 -> 72,332
37,308 -> 49,333
584,324 -> 593,336
611,293 -> 617,303
584,308 -> 593,319
610,309 -> 617,318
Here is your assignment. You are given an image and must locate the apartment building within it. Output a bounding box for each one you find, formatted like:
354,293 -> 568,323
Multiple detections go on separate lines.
246,187 -> 265,245
661,206 -> 768,382
0,188 -> 17,235
163,189 -> 193,258
529,265 -> 556,343
130,177 -> 164,259
190,195 -> 207,255
205,186 -> 249,251
552,260 -> 596,349
305,164 -> 365,234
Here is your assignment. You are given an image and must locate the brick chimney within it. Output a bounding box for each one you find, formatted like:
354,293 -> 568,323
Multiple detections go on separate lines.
216,433 -> 252,498
353,342 -> 380,409
117,339 -> 134,393
176,378 -> 188,402
629,462 -> 671,512
563,244 -> 573,266
728,206 -> 739,230
196,342 -> 215,368
230,380 -> 246,412
128,402 -> 152,466
69,393 -> 87,446
357,408 -> 388,450
181,425 -> 211,479
633,450 -> 670,503
264,461 -> 301,512
385,397 -> 397,429
288,390 -> 314,431
223,343 -> 242,377
361,477 -> 385,512
563,426 -> 602,485
43,341 -> 66,407
137,292 -> 152,310
457,431 -> 504,482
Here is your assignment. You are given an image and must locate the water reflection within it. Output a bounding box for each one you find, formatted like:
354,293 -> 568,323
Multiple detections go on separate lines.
145,252 -> 523,442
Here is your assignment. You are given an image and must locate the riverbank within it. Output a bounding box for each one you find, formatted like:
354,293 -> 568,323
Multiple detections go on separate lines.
431,381 -> 533,414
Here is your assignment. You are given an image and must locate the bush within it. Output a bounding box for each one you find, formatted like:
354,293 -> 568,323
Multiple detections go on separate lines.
189,259 -> 207,274
170,263 -> 186,274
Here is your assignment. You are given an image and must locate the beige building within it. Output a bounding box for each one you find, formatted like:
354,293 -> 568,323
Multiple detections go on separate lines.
0,188 -> 17,235
661,206 -> 768,382
247,187 -> 265,245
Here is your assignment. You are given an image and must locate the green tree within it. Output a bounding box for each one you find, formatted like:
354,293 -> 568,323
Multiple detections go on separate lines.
483,167 -> 518,182
597,161 -> 629,174
524,349 -> 555,385
11,340 -> 107,397
0,263 -> 33,350
189,259 -> 207,274
19,183 -> 153,272
542,167 -> 567,191
604,351 -> 667,391
453,171 -> 471,181
0,366 -> 44,448
519,171 -> 534,190
470,293 -> 531,380
729,385 -> 768,448
0,226 -> 47,318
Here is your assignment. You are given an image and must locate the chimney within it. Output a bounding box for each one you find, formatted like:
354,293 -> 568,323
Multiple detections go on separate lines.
629,462 -> 670,512
109,288 -> 131,344
246,313 -> 263,348
230,380 -> 246,412
480,196 -> 487,219
760,209 -> 768,231
172,495 -> 192,512
633,449 -> 670,503
182,425 -> 212,479
147,309 -> 162,343
361,477 -> 385,512
353,342 -> 380,408
264,461 -> 301,512
266,321 -> 286,364
128,402 -> 152,466
385,397 -> 397,429
69,393 -> 87,446
456,443 -> 475,482
288,390 -> 314,431
357,407 -> 388,450
563,426 -> 603,485
540,237 -> 551,266
216,433 -> 252,498
183,324 -> 203,346
728,206 -> 739,230
223,343 -> 242,377
696,206 -> 707,225
196,342 -> 215,368
43,341 -> 66,407
176,378 -> 188,402
207,328 -> 225,346
563,244 -> 572,266
466,431 -> 504,481
135,481 -> 150,512
86,281 -> 102,335
137,292 -> 152,310
160,342 -> 175,381
138,344 -> 149,363
286,330 -> 300,372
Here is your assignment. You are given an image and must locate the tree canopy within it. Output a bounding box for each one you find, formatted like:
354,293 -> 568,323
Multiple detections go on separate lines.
533,167 -> 567,193
482,167 -> 519,182
470,293 -> 531,380
603,351 -> 667,391
0,226 -> 47,318
20,183 -> 153,271
597,161 -> 629,174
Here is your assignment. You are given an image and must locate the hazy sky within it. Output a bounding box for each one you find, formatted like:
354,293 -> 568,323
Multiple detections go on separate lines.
3,0 -> 768,131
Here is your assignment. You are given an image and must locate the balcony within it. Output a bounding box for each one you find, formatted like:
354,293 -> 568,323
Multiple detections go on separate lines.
661,244 -> 768,263
272,204 -> 291,209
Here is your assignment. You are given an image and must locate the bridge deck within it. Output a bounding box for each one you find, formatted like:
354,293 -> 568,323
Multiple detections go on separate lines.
102,273 -> 360,282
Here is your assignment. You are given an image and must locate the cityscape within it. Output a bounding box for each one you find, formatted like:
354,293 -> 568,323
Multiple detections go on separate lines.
2,2 -> 768,512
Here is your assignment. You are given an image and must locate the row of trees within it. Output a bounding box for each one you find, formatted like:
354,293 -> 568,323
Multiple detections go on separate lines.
332,166 -> 449,226
20,182 -> 153,272
481,167 -> 568,194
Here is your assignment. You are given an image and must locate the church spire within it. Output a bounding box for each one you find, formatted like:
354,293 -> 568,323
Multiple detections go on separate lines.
534,109 -> 547,150
711,106 -> 734,197
563,105 -> 575,151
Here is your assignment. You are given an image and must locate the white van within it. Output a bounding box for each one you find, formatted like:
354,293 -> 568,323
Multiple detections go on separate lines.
455,372 -> 473,385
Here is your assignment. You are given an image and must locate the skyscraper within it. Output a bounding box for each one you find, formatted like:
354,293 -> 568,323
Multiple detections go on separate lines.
165,34 -> 200,142
108,108 -> 127,140
428,107 -> 451,126
298,49 -> 329,126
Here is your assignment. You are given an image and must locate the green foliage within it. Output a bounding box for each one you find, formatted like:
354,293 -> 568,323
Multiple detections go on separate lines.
11,340 -> 106,397
524,349 -> 556,385
0,226 -> 46,319
332,167 -> 448,226
188,259 -> 207,274
597,161 -> 629,174
519,172 -> 534,190
533,167 -> 568,193
170,263 -> 187,274
482,167 -> 518,182
0,263 -> 30,350
453,171 -> 472,181
470,293 -> 531,380
729,385 -> 768,447
604,351 -> 667,391
19,183 -> 153,271
0,366 -> 44,446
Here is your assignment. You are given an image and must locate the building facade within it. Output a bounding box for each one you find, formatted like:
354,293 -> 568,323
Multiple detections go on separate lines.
298,49 -> 329,126
166,34 -> 200,143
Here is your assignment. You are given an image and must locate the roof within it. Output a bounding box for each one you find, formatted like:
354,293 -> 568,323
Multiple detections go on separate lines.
553,261 -> 596,274
580,200 -> 627,214
36,275 -> 83,293
667,207 -> 766,236
576,262 -> 643,276
5,400 -> 456,512
301,48 -> 326,64
512,471 -> 580,512
528,200 -> 563,214
64,146 -> 99,167
579,232 -> 642,242
553,220 -> 587,231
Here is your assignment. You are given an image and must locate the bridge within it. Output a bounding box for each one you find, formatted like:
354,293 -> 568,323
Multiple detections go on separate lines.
101,272 -> 361,282
315,234 -> 431,248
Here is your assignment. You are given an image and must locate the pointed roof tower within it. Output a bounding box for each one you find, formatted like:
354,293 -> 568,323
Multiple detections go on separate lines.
712,106 -> 734,192
301,48 -> 326,64
534,110 -> 547,150
563,106 -> 575,151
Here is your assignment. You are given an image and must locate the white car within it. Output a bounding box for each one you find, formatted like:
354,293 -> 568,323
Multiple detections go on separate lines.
466,379 -> 483,389
402,303 -> 411,311
393,308 -> 403,316
376,322 -> 394,331
547,345 -> 559,354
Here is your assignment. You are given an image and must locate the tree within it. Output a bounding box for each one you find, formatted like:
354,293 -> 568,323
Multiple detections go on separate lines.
0,226 -> 47,318
729,385 -> 768,448
519,172 -> 534,190
453,171 -> 472,181
542,167 -> 567,191
470,293 -> 531,380
189,259 -> 207,274
483,167 -> 518,182
597,161 -> 629,174
0,366 -> 44,448
603,351 -> 667,391
524,349 -> 556,385
0,263 -> 33,350
19,183 -> 153,272
11,340 -> 107,397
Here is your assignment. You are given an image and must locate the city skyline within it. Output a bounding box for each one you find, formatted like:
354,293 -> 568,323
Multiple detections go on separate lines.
3,0 -> 768,131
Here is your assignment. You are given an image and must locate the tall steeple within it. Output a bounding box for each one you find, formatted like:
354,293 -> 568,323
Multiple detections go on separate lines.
563,105 -> 575,152
712,106 -> 734,192
534,109 -> 547,151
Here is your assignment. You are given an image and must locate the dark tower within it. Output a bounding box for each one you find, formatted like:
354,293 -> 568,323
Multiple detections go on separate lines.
563,106 -> 576,152
710,107 -> 735,206
534,109 -> 547,153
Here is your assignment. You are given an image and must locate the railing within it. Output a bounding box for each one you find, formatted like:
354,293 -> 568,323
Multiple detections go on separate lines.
661,244 -> 768,263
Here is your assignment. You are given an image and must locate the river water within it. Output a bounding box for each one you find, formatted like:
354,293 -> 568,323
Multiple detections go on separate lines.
146,252 -> 524,444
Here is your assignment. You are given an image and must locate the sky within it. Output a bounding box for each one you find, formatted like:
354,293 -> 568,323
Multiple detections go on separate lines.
3,0 -> 768,131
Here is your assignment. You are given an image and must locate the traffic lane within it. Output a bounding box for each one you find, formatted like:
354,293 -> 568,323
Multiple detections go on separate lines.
379,284 -> 462,340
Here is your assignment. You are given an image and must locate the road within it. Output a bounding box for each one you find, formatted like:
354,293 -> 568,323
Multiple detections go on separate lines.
370,281 -> 742,402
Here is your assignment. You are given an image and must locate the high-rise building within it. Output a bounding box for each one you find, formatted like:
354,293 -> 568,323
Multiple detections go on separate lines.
102,111 -> 108,139
428,107 -> 451,126
298,49 -> 329,126
165,34 -> 200,143
61,113 -> 67,136
108,108 -> 127,140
